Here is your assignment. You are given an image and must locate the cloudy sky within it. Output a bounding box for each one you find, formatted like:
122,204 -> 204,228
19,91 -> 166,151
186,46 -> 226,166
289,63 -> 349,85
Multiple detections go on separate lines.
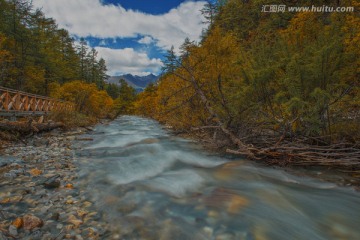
32,0 -> 208,76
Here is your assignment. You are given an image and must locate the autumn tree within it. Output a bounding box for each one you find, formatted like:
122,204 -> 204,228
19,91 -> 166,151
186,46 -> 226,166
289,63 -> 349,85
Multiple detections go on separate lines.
134,83 -> 159,118
135,0 -> 359,156
0,0 -> 109,99
58,81 -> 114,118
114,79 -> 137,115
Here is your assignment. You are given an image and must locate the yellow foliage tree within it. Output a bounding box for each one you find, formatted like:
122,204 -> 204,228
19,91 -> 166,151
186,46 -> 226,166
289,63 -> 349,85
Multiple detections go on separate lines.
58,80 -> 114,118
134,83 -> 159,118
89,90 -> 114,118
152,27 -> 246,130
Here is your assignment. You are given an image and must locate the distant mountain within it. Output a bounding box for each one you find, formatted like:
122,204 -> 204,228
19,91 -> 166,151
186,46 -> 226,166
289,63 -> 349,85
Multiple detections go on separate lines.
107,74 -> 158,91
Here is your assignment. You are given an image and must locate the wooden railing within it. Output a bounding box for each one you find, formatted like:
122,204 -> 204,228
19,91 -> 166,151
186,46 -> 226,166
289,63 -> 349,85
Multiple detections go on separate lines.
0,86 -> 74,117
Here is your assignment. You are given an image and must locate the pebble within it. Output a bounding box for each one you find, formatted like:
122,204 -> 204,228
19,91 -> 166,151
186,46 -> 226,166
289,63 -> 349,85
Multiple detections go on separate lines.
4,172 -> 16,179
51,212 -> 60,221
0,130 -> 110,239
12,217 -> 23,228
29,229 -> 43,239
75,234 -> 84,240
203,226 -> 213,238
9,225 -> 18,236
23,214 -> 43,230
43,177 -> 61,189
215,233 -> 235,240
68,215 -> 83,227
9,163 -> 21,168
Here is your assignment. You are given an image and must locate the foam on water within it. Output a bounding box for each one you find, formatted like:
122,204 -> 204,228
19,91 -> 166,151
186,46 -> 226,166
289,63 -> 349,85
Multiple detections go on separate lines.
108,154 -> 176,185
143,170 -> 205,198
85,134 -> 149,149
106,148 -> 224,185
172,150 -> 227,168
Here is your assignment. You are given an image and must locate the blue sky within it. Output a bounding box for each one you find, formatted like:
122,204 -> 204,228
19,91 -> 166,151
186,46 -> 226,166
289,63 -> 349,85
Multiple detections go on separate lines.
32,0 -> 208,76
103,0 -> 194,14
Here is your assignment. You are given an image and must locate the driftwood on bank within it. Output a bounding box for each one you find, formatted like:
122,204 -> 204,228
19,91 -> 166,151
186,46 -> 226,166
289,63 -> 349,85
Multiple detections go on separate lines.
227,143 -> 360,169
0,120 -> 64,134
190,126 -> 360,174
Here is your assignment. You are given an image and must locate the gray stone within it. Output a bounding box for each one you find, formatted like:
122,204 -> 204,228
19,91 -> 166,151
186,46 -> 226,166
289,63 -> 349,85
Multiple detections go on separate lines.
28,230 -> 43,240
9,163 -> 21,168
13,169 -> 25,175
4,172 -> 17,179
9,225 -> 18,236
40,232 -> 53,240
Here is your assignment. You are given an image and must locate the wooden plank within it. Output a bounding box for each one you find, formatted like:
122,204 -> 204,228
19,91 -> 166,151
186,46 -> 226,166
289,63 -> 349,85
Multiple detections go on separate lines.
0,111 -> 48,117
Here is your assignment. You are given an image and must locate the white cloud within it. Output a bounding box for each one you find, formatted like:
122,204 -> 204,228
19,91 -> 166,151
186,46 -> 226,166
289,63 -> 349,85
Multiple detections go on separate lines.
95,47 -> 163,76
32,0 -> 206,50
138,36 -> 154,45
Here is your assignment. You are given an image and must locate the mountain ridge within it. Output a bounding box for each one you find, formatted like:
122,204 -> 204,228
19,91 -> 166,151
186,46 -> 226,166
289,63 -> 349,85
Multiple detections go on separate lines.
107,74 -> 158,91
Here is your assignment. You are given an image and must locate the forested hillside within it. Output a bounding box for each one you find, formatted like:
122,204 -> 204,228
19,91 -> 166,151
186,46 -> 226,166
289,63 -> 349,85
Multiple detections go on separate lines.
135,0 -> 359,165
0,0 -> 108,93
0,0 -> 138,121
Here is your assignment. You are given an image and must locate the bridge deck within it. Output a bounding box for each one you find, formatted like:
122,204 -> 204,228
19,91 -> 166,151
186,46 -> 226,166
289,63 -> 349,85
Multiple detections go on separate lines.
0,111 -> 49,117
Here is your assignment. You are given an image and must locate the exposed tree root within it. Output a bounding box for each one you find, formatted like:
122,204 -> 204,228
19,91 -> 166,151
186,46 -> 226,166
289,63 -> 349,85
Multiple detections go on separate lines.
191,127 -> 360,172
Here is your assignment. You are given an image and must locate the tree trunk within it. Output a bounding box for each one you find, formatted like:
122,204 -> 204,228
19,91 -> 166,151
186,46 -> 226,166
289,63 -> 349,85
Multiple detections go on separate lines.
0,120 -> 64,134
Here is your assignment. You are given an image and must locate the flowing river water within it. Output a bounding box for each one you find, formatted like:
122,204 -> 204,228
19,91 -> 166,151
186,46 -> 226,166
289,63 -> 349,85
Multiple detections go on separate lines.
75,116 -> 360,240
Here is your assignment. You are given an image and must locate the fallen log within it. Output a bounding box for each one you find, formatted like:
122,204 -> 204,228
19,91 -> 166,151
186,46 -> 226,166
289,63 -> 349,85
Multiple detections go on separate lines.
0,120 -> 64,134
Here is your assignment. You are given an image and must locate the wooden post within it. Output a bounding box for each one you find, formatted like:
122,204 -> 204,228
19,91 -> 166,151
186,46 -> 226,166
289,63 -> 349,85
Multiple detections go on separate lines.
5,91 -> 9,110
24,95 -> 29,111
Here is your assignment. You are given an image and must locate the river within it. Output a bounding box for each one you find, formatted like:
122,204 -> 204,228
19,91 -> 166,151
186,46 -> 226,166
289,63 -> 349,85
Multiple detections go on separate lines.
74,116 -> 360,240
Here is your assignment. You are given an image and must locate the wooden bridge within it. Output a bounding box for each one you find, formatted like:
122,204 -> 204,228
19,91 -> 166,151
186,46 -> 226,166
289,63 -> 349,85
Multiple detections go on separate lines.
0,86 -> 74,118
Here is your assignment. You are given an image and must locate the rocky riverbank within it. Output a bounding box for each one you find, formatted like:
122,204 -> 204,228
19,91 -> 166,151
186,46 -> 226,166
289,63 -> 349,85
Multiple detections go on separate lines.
0,129 -> 111,240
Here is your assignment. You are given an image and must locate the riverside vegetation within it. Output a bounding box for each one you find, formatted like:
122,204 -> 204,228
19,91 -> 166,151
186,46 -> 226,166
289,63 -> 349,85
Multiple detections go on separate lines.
135,0 -> 360,177
0,0 -> 359,239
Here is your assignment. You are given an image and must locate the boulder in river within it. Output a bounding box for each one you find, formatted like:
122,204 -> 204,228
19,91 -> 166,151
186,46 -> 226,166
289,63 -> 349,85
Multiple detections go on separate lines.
203,188 -> 249,214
